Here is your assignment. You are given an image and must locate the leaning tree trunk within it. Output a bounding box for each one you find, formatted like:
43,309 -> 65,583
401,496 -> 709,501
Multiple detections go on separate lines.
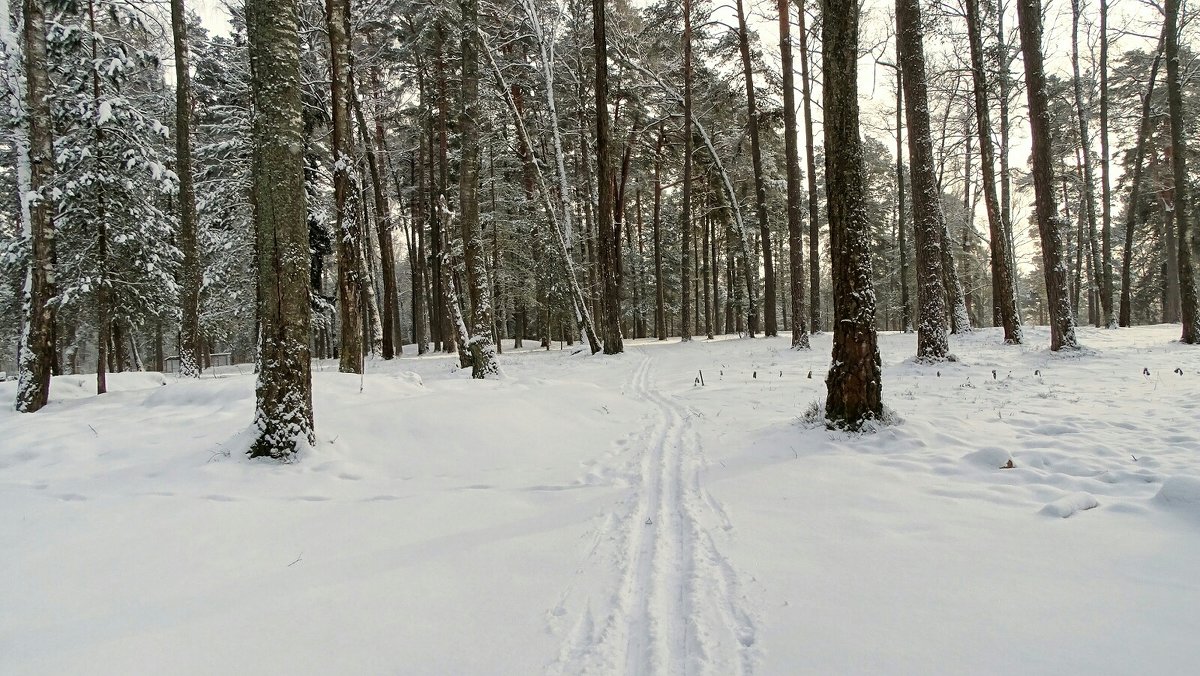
1119,31 -> 1164,327
1016,0 -> 1078,350
327,0 -> 364,373
737,0 -> 776,336
1165,0 -> 1200,343
964,0 -> 1021,343
896,0 -> 951,361
12,0 -> 56,412
778,0 -> 809,349
246,0 -> 314,458
594,0 -> 623,354
822,0 -> 883,428
171,0 -> 202,377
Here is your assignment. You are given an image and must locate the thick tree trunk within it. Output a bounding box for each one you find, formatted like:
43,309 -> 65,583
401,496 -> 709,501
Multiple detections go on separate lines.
1165,0 -> 1200,343
594,0 -> 623,354
1016,0 -> 1078,350
13,0 -> 56,412
896,0 -> 951,360
246,0 -> 314,458
327,0 -> 364,372
964,0 -> 1021,343
822,0 -> 883,428
171,0 -> 201,378
778,0 -> 809,349
457,0 -> 500,377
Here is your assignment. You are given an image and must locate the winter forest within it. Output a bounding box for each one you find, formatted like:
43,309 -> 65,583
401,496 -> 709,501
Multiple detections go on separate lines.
2,0 -> 1199,670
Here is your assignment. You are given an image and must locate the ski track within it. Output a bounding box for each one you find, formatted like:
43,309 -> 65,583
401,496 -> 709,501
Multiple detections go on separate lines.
552,350 -> 757,675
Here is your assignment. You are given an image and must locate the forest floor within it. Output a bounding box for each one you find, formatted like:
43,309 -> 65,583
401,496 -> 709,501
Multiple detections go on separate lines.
2,324 -> 1199,674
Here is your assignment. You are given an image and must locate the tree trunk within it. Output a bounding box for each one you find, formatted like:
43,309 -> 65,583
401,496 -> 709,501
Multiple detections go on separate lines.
594,0 -> 623,354
1098,0 -> 1115,328
822,0 -> 883,428
737,0 -> 777,336
798,1 -> 822,333
13,0 -> 56,412
1119,31 -> 1164,327
1016,0 -> 1078,350
896,0 -> 951,360
327,0 -> 364,373
680,0 -> 695,343
778,0 -> 809,349
964,0 -> 1022,343
1165,0 -> 1200,343
895,48 -> 912,333
247,0 -> 315,458
1070,0 -> 1109,328
171,0 -> 201,377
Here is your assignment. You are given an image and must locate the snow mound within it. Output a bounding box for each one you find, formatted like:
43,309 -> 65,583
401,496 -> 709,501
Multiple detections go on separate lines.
1039,492 -> 1099,518
1155,476 -> 1200,512
962,446 -> 1013,469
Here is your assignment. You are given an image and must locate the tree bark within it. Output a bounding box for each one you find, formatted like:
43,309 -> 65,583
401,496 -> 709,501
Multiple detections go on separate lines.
1016,0 -> 1078,350
247,0 -> 314,458
1069,0 -> 1108,328
822,0 -> 883,428
797,0 -> 822,333
896,0 -> 951,360
737,0 -> 777,336
778,0 -> 809,349
1165,0 -> 1200,343
171,0 -> 202,377
13,0 -> 56,412
594,0 -> 623,353
964,0 -> 1021,343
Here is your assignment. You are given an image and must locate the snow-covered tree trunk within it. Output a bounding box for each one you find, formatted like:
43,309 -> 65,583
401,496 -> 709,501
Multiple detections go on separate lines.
896,0 -> 950,361
326,0 -> 365,373
11,0 -> 55,412
458,0 -> 499,377
246,0 -> 314,458
172,0 -> 202,378
1016,0 -> 1079,351
822,0 -> 883,428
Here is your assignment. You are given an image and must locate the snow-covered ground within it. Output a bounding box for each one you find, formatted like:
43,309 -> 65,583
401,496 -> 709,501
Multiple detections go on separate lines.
2,325 -> 1198,675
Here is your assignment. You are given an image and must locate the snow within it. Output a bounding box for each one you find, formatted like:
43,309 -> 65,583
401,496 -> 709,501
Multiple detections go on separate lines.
2,325 -> 1199,674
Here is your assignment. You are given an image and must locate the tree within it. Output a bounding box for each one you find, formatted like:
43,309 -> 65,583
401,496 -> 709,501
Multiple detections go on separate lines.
896,0 -> 951,360
247,0 -> 315,457
963,0 -> 1021,343
172,0 -> 201,377
1016,0 -> 1078,350
327,0 -> 364,373
594,0 -> 622,354
822,0 -> 883,428
1165,0 -> 1200,343
1069,0 -> 1107,327
680,0 -> 694,343
778,0 -> 808,349
459,0 -> 501,376
12,0 -> 55,412
736,0 -> 776,337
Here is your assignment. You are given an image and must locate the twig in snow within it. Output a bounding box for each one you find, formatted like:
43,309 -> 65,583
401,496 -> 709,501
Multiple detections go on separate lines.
287,553 -> 303,567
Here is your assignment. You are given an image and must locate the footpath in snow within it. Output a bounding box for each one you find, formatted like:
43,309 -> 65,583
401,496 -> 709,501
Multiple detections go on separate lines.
2,325 -> 1198,674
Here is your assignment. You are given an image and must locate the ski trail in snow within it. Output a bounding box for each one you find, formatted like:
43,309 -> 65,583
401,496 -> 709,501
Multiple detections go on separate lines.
551,351 -> 757,675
